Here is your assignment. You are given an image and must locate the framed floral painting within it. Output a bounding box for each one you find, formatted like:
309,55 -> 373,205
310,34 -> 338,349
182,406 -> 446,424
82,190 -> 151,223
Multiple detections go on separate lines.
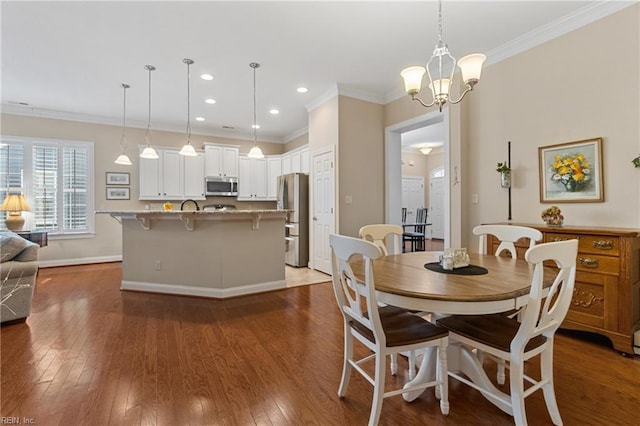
538,138 -> 604,203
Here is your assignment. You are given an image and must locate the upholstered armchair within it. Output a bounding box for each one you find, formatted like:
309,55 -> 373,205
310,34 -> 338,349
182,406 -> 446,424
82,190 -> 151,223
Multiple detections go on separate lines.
1,231 -> 39,323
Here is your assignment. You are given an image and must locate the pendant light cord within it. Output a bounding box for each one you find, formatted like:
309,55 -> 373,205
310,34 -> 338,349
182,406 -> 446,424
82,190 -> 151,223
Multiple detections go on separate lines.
144,65 -> 155,143
186,60 -> 192,144
253,65 -> 257,146
120,84 -> 129,150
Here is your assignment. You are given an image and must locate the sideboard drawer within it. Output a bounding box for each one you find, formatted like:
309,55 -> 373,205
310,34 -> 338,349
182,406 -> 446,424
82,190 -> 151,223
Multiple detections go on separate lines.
546,233 -> 620,257
576,254 -> 619,275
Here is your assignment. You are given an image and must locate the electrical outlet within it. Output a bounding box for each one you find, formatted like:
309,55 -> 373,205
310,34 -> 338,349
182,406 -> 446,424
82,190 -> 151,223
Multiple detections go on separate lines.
155,260 -> 162,271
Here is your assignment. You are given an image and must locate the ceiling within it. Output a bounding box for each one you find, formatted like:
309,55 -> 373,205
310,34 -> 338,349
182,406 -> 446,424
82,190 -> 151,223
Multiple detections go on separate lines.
1,1 -> 629,144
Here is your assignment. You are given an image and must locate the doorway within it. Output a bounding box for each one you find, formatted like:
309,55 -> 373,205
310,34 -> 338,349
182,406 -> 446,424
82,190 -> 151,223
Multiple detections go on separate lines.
310,146 -> 335,274
385,109 -> 454,247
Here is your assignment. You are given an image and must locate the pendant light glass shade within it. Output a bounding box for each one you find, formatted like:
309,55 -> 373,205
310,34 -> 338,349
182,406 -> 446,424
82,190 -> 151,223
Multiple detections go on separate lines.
114,83 -> 132,165
179,59 -> 198,157
247,62 -> 264,159
140,65 -> 159,159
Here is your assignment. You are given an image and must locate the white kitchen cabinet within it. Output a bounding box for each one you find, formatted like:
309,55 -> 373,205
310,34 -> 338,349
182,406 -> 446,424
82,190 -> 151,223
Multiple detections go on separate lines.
139,148 -> 205,201
281,153 -> 292,175
238,156 -> 268,200
300,147 -> 309,173
290,151 -> 301,173
184,153 -> 206,198
267,156 -> 282,200
204,144 -> 239,178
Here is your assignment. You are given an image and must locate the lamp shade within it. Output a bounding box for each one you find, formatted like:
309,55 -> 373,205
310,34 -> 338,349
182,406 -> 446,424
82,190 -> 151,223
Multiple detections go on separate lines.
179,143 -> 197,157
0,194 -> 31,212
247,146 -> 265,159
114,154 -> 133,165
400,66 -> 426,95
140,146 -> 159,159
428,78 -> 451,98
458,53 -> 486,84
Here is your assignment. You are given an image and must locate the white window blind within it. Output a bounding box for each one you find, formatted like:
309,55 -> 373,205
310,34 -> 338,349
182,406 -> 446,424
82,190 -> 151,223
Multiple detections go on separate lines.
0,137 -> 94,236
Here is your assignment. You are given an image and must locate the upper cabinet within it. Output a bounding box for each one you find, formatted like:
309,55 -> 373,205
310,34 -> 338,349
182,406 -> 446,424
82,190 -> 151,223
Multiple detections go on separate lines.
139,148 -> 205,201
238,156 -> 268,200
204,144 -> 239,178
281,146 -> 309,175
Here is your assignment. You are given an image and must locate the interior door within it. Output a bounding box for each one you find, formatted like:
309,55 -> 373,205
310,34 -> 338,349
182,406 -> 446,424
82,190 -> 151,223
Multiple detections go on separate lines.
401,176 -> 424,224
312,148 -> 335,274
430,176 -> 445,239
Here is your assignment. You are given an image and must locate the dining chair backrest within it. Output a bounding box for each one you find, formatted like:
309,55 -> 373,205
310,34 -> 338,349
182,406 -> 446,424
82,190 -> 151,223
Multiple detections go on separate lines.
473,224 -> 542,258
401,207 -> 407,223
359,224 -> 403,256
329,234 -> 385,346
517,239 -> 578,351
415,208 -> 428,233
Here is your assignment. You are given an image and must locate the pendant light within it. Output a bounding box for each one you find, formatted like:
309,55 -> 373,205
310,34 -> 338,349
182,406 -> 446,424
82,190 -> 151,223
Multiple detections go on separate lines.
179,58 -> 197,157
114,83 -> 132,165
140,65 -> 159,159
247,62 -> 264,159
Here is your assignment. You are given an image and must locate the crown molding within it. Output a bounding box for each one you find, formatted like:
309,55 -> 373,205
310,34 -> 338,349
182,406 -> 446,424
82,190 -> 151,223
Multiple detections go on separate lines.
284,126 -> 309,143
336,84 -> 386,105
383,0 -> 637,104
305,85 -> 339,112
1,103 -> 286,144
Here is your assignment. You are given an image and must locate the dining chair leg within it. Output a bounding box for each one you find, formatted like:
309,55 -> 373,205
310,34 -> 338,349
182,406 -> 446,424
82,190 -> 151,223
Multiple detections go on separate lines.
338,330 -> 354,397
541,346 -> 562,425
390,353 -> 398,375
369,352 -> 387,426
509,361 -> 527,426
437,342 -> 449,415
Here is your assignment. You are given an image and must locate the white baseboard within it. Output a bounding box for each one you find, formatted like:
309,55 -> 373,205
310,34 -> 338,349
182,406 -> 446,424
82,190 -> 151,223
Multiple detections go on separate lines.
39,255 -> 122,268
121,279 -> 287,299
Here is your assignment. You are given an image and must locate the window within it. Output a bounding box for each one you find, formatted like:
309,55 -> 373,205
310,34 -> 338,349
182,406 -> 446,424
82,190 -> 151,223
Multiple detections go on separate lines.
0,137 -> 94,237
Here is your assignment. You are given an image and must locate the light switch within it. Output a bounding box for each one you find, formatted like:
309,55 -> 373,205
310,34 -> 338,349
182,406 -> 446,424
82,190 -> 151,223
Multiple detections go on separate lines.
472,193 -> 479,204
345,195 -> 353,205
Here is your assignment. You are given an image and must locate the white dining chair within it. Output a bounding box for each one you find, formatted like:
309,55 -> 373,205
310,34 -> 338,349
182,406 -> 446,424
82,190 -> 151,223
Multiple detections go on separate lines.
359,224 -> 403,256
473,224 -> 543,384
473,224 -> 542,258
359,224 -> 419,379
437,239 -> 578,426
330,234 -> 449,426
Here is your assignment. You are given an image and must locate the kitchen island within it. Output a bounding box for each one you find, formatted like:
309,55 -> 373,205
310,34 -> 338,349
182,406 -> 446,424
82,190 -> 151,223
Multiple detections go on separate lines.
98,209 -> 288,298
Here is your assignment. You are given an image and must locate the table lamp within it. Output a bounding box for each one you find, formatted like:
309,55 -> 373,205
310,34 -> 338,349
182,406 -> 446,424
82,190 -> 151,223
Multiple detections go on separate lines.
0,193 -> 31,231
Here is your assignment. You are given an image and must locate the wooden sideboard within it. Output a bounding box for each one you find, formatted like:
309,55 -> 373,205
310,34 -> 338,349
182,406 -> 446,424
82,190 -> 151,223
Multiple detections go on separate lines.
485,223 -> 640,355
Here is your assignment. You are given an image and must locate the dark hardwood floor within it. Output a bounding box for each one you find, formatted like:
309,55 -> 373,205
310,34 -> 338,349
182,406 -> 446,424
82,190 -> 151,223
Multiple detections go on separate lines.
1,262 -> 638,425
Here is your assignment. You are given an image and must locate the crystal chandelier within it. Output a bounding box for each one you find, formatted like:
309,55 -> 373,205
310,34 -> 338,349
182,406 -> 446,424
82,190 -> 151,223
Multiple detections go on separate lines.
400,0 -> 486,112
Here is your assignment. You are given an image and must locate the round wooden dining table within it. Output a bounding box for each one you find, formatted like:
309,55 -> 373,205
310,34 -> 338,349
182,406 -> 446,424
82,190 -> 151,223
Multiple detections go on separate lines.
351,250 -> 556,413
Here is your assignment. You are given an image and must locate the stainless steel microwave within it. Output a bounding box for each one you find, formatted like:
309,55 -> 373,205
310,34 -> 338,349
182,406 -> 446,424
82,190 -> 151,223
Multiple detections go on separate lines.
205,177 -> 238,197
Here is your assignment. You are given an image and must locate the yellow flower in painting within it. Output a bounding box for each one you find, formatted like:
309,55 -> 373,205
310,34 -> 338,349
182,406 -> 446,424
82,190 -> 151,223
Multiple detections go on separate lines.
549,151 -> 591,192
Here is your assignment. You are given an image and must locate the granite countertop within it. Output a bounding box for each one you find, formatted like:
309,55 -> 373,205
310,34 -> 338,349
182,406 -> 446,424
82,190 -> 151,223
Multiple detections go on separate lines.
96,209 -> 289,215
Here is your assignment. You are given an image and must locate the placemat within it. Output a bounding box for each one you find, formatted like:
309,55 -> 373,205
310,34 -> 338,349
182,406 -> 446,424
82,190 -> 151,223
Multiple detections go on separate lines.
424,262 -> 488,275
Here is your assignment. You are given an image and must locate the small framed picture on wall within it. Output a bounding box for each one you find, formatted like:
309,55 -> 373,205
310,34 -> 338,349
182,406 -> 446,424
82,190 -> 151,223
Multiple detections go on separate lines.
106,172 -> 130,185
106,187 -> 130,200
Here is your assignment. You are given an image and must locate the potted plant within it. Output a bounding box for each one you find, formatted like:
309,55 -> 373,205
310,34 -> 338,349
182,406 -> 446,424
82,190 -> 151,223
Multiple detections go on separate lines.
633,154 -> 640,168
496,162 -> 511,188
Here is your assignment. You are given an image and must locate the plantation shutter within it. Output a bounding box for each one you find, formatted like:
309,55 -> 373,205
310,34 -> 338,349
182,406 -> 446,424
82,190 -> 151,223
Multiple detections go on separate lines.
62,147 -> 88,230
32,145 -> 58,230
0,144 -> 25,222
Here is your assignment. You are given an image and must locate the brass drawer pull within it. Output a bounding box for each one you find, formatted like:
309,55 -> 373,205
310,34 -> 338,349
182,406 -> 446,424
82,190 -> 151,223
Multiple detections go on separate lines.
579,257 -> 599,268
550,237 -> 568,242
592,240 -> 614,250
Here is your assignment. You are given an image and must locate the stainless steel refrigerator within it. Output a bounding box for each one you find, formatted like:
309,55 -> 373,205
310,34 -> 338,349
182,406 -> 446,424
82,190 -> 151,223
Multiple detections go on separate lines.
277,173 -> 309,267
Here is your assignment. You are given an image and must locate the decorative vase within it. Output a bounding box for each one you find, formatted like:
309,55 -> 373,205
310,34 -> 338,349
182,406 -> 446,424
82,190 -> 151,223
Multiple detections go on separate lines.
545,216 -> 563,226
500,171 -> 511,188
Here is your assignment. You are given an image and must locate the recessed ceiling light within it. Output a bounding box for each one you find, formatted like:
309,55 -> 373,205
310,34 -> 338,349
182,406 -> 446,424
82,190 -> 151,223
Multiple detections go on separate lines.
195,117 -> 205,122
252,124 -> 260,129
296,87 -> 308,93
201,74 -> 213,81
269,109 -> 280,115
205,98 -> 216,104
